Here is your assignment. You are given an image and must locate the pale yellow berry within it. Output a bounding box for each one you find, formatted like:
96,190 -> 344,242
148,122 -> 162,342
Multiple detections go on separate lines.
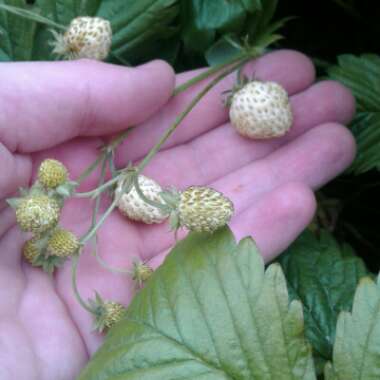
16,195 -> 60,234
38,159 -> 68,189
229,81 -> 293,139
22,238 -> 40,264
47,228 -> 80,258
52,16 -> 112,60
178,187 -> 234,233
103,302 -> 126,330
132,261 -> 153,285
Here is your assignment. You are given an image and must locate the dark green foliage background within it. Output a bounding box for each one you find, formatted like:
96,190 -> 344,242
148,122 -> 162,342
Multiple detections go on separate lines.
276,0 -> 380,272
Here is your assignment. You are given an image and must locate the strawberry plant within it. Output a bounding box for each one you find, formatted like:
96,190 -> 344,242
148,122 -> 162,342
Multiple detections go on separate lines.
1,1 -> 380,379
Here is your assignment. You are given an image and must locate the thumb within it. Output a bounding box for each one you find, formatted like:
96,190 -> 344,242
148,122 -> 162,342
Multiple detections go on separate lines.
0,59 -> 175,153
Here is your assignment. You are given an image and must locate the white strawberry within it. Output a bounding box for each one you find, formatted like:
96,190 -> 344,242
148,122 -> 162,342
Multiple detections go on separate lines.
116,175 -> 168,224
51,16 -> 112,61
177,186 -> 234,233
229,80 -> 293,139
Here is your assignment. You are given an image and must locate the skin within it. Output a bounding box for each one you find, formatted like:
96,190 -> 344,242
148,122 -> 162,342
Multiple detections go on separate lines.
0,50 -> 356,380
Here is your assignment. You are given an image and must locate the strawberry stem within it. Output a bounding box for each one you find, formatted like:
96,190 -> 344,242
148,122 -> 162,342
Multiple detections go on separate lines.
173,52 -> 250,96
71,255 -> 95,314
74,176 -> 120,198
75,129 -> 133,187
89,155 -> 133,274
137,59 -> 250,174
93,242 -> 132,275
80,197 -> 119,245
132,175 -> 170,212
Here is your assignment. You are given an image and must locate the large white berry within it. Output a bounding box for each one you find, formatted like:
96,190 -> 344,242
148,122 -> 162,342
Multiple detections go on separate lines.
52,16 -> 112,61
229,81 -> 293,139
116,175 -> 168,224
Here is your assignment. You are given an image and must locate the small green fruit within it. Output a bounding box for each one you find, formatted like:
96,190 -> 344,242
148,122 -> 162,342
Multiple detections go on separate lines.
38,159 -> 68,189
16,195 -> 60,234
132,261 -> 154,287
90,293 -> 127,333
22,238 -> 40,264
47,228 -> 80,258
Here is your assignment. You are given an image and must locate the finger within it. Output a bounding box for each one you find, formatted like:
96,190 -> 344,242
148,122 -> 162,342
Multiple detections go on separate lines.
137,123 -> 355,258
115,50 -> 316,163
148,183 -> 316,268
216,123 -> 355,213
284,80 -> 355,141
18,264 -> 88,378
0,228 -> 25,311
0,144 -> 31,200
230,183 -> 316,261
0,137 -> 102,208
30,137 -> 105,191
139,80 -> 355,188
0,60 -> 175,153
0,207 -> 16,238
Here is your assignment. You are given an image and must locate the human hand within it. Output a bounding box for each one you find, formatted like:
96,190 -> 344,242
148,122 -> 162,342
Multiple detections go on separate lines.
0,50 -> 355,380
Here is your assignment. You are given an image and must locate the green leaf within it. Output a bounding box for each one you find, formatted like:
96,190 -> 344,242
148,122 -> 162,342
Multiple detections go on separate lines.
324,274 -> 380,379
278,230 -> 368,372
98,0 -> 179,62
245,0 -> 278,38
328,54 -> 380,173
36,0 -> 101,24
241,0 -> 262,12
79,227 -> 316,380
205,35 -> 242,66
181,0 -> 246,54
191,0 -> 246,31
0,0 -> 38,61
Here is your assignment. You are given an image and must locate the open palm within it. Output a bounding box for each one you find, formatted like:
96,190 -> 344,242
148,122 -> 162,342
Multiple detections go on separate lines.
0,50 -> 355,380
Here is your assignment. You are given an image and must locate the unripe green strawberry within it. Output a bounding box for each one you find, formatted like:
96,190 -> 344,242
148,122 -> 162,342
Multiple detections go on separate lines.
16,195 -> 60,234
229,80 -> 293,139
178,186 -> 234,233
52,16 -> 112,60
22,238 -> 40,264
22,236 -> 65,273
102,302 -> 126,330
132,261 -> 153,287
116,175 -> 168,224
38,159 -> 68,189
47,228 -> 80,257
90,293 -> 126,332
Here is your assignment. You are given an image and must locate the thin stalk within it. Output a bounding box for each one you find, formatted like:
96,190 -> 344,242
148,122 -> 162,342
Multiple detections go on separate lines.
105,129 -> 133,152
90,155 -> 109,227
137,59 -> 249,174
74,129 -> 132,195
75,155 -> 104,185
93,243 -> 132,274
74,176 -> 120,198
88,155 -> 132,274
173,53 -> 248,96
80,197 -> 119,245
71,256 -> 94,314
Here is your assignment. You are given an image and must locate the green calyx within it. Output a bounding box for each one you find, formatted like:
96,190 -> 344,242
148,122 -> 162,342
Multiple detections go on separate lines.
89,293 -> 126,333
22,234 -> 65,274
131,260 -> 154,288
